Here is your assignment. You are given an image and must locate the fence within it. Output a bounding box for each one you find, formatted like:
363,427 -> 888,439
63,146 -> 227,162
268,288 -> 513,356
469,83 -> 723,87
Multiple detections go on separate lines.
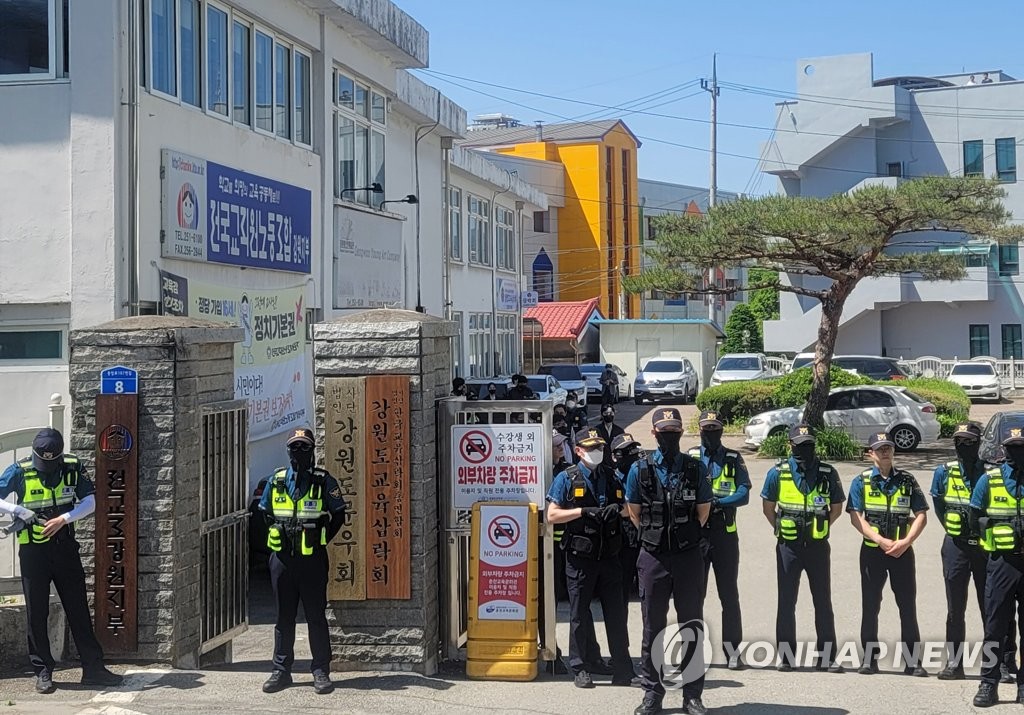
901,355 -> 1023,390
0,395 -> 67,596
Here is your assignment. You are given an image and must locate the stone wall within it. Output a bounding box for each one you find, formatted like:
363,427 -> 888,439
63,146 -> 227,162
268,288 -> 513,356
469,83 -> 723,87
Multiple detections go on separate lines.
69,316 -> 242,667
312,310 -> 455,674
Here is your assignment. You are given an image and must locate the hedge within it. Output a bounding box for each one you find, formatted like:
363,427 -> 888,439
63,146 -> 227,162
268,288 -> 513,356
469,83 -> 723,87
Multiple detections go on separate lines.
759,427 -> 863,461
899,378 -> 971,437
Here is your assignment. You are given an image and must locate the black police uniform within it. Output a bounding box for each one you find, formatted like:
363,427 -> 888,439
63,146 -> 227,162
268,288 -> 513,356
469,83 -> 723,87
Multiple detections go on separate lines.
596,416 -> 625,468
625,410 -> 711,712
611,434 -> 643,627
547,442 -> 633,683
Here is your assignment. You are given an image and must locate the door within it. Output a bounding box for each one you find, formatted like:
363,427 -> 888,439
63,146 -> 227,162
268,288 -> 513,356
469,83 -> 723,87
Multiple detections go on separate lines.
823,391 -> 857,434
851,388 -> 899,439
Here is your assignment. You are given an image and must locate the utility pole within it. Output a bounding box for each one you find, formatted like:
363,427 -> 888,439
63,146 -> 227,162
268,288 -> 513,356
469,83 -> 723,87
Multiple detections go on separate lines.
702,53 -> 720,323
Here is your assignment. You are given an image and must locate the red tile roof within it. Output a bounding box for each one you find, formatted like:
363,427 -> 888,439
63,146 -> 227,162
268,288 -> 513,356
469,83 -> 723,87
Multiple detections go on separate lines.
524,298 -> 602,340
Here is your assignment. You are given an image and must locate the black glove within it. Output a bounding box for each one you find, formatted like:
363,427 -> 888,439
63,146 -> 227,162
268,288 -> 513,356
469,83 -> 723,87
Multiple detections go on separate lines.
602,504 -> 621,523
581,507 -> 602,520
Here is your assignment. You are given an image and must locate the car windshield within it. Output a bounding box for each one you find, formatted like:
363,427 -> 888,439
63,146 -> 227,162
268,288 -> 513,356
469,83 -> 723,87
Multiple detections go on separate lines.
791,356 -> 813,370
544,365 -> 583,381
526,378 -> 547,392
718,357 -> 759,371
643,360 -> 682,373
951,363 -> 996,376
578,365 -> 603,375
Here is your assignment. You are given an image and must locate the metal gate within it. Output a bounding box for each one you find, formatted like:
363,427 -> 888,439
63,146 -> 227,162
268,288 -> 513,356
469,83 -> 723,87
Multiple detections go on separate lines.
437,398 -> 556,663
199,401 -> 249,654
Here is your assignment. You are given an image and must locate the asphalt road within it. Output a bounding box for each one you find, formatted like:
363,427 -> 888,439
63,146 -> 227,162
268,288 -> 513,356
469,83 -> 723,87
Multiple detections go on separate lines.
1,398 -> 1020,714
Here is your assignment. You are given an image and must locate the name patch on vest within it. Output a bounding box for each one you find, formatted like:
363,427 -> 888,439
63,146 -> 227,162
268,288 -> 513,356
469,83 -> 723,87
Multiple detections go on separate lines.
302,499 -> 319,511
718,481 -> 732,490
680,489 -> 696,500
61,486 -> 74,497
812,496 -> 826,506
29,489 -> 44,496
896,496 -> 911,507
995,496 -> 1009,503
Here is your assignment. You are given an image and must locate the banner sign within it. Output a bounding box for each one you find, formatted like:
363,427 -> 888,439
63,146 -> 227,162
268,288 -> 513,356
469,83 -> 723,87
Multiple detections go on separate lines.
159,269 -> 309,441
325,377 -> 367,601
161,149 -> 312,274
333,207 -> 404,309
451,424 -> 545,510
476,504 -> 529,621
496,278 -> 519,311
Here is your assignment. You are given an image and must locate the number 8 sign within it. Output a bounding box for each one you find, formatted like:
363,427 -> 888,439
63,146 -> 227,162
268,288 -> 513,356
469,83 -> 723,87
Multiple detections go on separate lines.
100,366 -> 139,395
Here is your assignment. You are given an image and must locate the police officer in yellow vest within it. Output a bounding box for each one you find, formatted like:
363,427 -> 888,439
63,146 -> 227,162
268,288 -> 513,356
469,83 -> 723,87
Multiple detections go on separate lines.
760,423 -> 845,672
847,430 -> 929,676
931,421 -> 1016,682
971,423 -> 1024,707
258,427 -> 346,695
0,428 -> 121,694
688,410 -> 750,670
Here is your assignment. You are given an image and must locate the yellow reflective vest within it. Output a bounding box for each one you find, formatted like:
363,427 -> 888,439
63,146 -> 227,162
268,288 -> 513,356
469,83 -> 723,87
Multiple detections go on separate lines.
266,468 -> 329,556
861,470 -> 915,547
981,470 -> 1024,554
17,456 -> 80,545
689,447 -> 740,534
775,461 -> 832,541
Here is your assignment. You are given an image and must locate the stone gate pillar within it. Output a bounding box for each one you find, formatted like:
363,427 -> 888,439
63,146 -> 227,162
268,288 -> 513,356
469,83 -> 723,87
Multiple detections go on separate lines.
69,316 -> 242,667
312,310 -> 456,675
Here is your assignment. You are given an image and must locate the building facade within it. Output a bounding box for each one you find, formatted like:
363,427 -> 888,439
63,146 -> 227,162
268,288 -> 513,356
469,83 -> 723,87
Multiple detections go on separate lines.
461,119 -> 642,320
0,0 -> 465,480
762,53 -> 1024,359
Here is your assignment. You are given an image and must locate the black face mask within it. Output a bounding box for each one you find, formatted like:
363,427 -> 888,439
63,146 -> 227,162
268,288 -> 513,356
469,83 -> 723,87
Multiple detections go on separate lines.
701,429 -> 723,452
602,413 -> 615,424
655,431 -> 682,456
1006,445 -> 1024,468
954,439 -> 981,467
556,423 -> 571,436
289,445 -> 315,474
615,450 -> 640,474
792,442 -> 817,465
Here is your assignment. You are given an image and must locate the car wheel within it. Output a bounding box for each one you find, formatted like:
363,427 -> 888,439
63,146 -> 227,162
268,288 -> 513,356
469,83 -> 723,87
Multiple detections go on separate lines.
768,426 -> 788,438
634,395 -> 643,405
892,425 -> 921,452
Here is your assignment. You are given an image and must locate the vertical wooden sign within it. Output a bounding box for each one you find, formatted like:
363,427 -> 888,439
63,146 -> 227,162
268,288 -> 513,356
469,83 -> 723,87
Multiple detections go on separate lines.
94,394 -> 139,653
325,377 -> 366,601
364,375 -> 411,599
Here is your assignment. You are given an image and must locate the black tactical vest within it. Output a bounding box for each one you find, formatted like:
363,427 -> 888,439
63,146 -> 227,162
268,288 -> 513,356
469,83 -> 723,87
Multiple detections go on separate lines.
561,464 -> 624,559
638,453 -> 702,553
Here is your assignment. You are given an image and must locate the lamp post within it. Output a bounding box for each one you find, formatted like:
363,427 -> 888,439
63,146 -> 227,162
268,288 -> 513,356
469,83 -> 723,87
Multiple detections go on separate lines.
379,194 -> 418,212
339,182 -> 383,200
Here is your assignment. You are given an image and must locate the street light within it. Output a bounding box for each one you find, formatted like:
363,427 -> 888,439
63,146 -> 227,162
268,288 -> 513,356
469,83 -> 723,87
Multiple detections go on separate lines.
379,194 -> 418,211
339,182 -> 383,199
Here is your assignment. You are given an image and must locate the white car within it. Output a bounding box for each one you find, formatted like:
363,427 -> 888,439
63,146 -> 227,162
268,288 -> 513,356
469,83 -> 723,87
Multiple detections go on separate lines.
710,353 -> 778,386
743,385 -> 941,452
633,358 -> 700,404
947,361 -> 1002,402
539,364 -> 588,407
525,375 -> 567,405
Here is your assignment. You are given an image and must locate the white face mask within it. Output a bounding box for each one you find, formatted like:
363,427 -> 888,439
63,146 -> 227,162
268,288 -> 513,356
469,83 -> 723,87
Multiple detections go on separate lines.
566,401 -> 577,409
580,449 -> 603,468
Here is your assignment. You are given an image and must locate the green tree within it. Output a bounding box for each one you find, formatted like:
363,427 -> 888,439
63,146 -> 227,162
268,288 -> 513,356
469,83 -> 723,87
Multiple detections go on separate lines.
747,267 -> 780,322
626,177 -> 1024,427
721,303 -> 763,354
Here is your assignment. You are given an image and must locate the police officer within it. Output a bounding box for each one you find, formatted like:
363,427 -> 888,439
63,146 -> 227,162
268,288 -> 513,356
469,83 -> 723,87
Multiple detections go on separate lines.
626,408 -> 711,715
971,423 -> 1024,708
612,433 -> 643,626
596,405 -> 625,468
760,424 -> 845,673
600,363 -> 620,408
848,431 -> 929,676
565,392 -> 588,433
688,410 -> 750,670
259,428 -> 346,695
0,428 -> 122,694
546,429 -> 635,688
931,422 -> 1014,681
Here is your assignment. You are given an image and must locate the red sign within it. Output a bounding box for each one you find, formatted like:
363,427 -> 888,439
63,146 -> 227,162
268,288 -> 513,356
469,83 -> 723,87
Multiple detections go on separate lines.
477,504 -> 529,621
459,430 -> 492,464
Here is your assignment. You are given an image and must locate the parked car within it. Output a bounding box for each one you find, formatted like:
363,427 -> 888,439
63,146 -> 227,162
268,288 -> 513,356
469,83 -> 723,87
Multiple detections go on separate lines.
539,364 -> 588,407
579,363 -> 630,400
526,375 -> 567,405
947,361 -> 1002,402
831,355 -> 911,381
744,385 -> 940,451
710,353 -> 778,386
465,376 -> 515,400
789,352 -> 816,372
980,410 -> 1024,464
633,358 -> 699,405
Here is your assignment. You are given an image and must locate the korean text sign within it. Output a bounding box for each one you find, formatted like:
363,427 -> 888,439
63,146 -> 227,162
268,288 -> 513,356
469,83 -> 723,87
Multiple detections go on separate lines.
451,424 -> 544,510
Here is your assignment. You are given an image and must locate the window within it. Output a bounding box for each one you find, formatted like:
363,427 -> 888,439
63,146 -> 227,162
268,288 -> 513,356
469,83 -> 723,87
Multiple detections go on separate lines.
970,324 -> 991,358
449,187 -> 462,261
206,5 -> 228,115
533,210 -> 550,233
856,390 -> 896,408
496,313 -> 518,374
997,138 -> 1017,182
294,51 -> 311,145
1003,324 -> 1023,360
273,43 -> 290,137
963,140 -> 984,177
0,330 -> 62,360
1,0 -> 68,80
495,206 -> 515,271
532,249 -> 554,301
825,392 -> 856,411
886,162 -> 903,178
605,147 -> 615,316
1000,244 -> 1020,276
451,311 -> 463,378
151,0 -> 177,95
468,195 -> 491,265
334,70 -> 387,202
179,0 -> 201,106
254,31 -> 273,131
964,251 -> 988,268
231,20 -> 250,124
468,313 -> 493,377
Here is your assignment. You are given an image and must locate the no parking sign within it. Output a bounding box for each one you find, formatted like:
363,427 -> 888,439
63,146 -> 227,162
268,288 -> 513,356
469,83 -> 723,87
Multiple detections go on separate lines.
451,424 -> 545,509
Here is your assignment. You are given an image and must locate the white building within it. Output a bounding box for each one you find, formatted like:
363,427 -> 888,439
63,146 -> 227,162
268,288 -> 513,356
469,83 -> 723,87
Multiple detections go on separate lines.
0,0 -> 465,481
445,147 -> 547,378
762,53 -> 1024,360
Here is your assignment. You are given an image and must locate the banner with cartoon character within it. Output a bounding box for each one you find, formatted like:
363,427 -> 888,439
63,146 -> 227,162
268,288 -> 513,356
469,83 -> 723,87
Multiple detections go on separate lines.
161,148 -> 312,274
159,270 -> 310,441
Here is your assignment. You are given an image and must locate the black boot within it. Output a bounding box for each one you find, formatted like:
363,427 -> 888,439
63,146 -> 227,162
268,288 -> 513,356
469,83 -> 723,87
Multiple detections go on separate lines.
974,682 -> 998,708
262,670 -> 293,693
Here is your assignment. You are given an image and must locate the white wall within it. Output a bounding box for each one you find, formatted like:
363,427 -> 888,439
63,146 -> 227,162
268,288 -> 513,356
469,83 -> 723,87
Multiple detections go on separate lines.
598,323 -> 719,390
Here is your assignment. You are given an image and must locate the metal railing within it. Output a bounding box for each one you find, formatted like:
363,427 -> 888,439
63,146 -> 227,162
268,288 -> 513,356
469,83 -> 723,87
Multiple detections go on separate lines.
765,356 -> 788,374
901,355 -> 1023,390
198,401 -> 249,654
0,395 -> 67,596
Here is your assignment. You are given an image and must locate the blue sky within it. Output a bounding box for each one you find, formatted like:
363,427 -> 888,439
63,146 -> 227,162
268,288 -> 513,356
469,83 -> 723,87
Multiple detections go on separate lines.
401,0 -> 1024,195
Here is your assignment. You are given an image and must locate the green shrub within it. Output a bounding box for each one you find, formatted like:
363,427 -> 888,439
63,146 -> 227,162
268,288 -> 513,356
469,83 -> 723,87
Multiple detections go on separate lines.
770,366 -> 873,408
758,427 -> 862,461
901,378 -> 970,423
937,414 -> 960,439
695,380 -> 777,423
